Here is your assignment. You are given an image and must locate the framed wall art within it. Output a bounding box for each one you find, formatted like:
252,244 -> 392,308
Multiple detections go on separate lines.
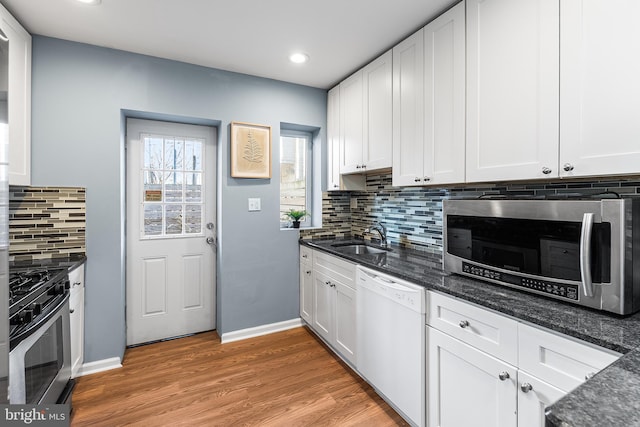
230,121 -> 272,179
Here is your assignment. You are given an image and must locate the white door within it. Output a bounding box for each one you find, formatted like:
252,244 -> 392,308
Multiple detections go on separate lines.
428,327 -> 517,427
466,0 -> 559,182
559,0 -> 640,178
126,118 -> 216,346
312,270 -> 333,343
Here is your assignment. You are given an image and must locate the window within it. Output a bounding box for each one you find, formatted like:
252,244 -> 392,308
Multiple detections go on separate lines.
141,133 -> 205,238
280,130 -> 312,227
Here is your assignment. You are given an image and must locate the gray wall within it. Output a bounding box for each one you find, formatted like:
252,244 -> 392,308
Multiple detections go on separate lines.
30,36 -> 327,363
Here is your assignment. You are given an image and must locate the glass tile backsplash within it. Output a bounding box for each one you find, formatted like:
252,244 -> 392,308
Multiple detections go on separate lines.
9,186 -> 86,261
300,173 -> 640,254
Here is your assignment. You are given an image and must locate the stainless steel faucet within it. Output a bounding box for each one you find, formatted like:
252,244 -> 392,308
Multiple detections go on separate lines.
365,222 -> 387,248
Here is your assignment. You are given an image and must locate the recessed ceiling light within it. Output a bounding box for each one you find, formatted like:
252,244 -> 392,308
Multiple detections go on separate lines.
75,0 -> 101,5
289,53 -> 309,64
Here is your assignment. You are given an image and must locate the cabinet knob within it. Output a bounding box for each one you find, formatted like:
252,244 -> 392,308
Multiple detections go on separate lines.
325,281 -> 331,286
498,371 -> 510,381
423,177 -> 431,182
459,320 -> 470,328
414,177 -> 421,182
70,309 -> 75,314
520,383 -> 533,393
542,167 -> 552,175
302,254 -> 308,259
306,270 -> 311,275
361,164 -> 367,169
563,163 -> 575,172
356,165 -> 361,169
333,184 -> 339,188
585,372 -> 595,381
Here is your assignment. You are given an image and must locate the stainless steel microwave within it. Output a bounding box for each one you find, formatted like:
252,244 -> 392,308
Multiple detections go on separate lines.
443,197 -> 640,315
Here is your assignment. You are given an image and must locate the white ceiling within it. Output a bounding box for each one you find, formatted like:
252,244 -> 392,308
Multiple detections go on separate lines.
0,0 -> 457,89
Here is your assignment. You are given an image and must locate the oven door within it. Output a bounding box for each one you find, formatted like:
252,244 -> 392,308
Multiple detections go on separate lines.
9,295 -> 71,404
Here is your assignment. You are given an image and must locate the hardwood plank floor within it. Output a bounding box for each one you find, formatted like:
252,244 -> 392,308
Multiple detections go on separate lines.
71,327 -> 409,426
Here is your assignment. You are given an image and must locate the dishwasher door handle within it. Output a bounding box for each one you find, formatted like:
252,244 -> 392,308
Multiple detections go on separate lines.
360,268 -> 421,293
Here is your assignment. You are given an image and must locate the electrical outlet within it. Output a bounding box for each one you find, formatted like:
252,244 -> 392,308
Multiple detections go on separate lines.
248,198 -> 261,212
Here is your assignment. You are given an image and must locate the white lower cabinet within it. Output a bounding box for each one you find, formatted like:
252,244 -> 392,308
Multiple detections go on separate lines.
299,247 -> 357,366
427,291 -> 621,427
69,263 -> 85,379
516,370 -> 564,427
428,327 -> 517,427
299,246 -> 313,324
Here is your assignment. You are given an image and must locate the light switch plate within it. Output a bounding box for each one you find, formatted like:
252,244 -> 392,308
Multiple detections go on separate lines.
248,198 -> 261,212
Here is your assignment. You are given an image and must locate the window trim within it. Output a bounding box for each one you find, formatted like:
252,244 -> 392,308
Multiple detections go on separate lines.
279,129 -> 313,229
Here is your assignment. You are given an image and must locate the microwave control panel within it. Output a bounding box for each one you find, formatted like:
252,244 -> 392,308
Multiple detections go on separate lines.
462,262 -> 579,301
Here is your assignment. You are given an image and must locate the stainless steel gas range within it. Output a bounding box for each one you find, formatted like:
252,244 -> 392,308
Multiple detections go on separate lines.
7,267 -> 73,404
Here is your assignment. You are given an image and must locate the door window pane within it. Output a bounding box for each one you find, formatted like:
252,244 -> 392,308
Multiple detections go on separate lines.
140,133 -> 205,238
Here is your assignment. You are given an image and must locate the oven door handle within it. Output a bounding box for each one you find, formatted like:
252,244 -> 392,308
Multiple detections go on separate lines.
580,213 -> 594,298
10,293 -> 69,349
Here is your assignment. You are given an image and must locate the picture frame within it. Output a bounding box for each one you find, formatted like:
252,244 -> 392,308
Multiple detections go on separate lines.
230,121 -> 272,179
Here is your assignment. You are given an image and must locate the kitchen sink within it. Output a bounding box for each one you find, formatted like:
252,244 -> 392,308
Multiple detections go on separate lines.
331,243 -> 390,255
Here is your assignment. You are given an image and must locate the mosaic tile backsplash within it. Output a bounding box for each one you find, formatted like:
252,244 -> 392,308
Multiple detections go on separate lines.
9,186 -> 86,261
301,173 -> 640,254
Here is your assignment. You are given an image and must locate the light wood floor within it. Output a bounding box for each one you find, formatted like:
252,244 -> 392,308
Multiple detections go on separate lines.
70,326 -> 408,426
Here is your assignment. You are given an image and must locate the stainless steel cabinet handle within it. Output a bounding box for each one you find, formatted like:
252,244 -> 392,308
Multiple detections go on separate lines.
498,371 -> 510,381
459,320 -> 470,328
521,383 -> 533,393
563,163 -> 575,172
542,167 -> 552,175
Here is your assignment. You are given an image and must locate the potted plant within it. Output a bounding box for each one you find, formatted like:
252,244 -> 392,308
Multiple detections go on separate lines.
285,209 -> 309,228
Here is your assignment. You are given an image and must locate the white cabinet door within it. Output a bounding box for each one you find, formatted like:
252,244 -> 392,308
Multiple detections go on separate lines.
362,50 -> 392,172
517,371 -> 565,427
333,280 -> 356,365
299,258 -> 313,324
327,86 -> 342,191
428,327 -> 517,427
327,86 -> 365,191
340,71 -> 364,174
424,1 -> 466,185
0,3 -> 31,186
466,0 -> 559,183
559,0 -> 640,178
69,264 -> 85,379
312,270 -> 333,343
392,28 -> 425,187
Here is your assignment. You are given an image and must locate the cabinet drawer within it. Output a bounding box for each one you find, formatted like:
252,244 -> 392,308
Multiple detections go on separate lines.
518,323 -> 620,392
300,245 -> 313,264
428,291 -> 518,365
313,251 -> 356,289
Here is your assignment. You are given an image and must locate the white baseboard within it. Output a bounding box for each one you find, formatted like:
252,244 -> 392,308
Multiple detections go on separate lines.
76,357 -> 123,377
220,318 -> 304,344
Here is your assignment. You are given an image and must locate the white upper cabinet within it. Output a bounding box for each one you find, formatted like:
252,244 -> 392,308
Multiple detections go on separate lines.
559,0 -> 640,178
466,0 -> 559,183
327,86 -> 364,191
393,2 -> 465,187
340,50 -> 392,175
0,4 -> 31,186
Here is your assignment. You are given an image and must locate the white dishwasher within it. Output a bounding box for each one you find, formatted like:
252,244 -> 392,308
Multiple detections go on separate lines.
356,266 -> 426,427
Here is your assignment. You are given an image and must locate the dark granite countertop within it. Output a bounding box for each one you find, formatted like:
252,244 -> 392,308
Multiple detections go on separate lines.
10,254 -> 87,272
301,237 -> 640,427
